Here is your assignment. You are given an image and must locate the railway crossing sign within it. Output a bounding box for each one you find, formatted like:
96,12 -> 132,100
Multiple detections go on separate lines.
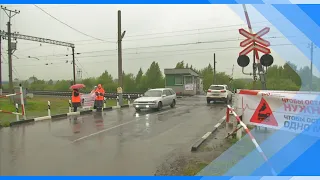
238,27 -> 271,56
239,27 -> 270,47
239,43 -> 271,56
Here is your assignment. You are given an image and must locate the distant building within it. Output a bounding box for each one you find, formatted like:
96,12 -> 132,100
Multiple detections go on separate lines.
164,68 -> 203,96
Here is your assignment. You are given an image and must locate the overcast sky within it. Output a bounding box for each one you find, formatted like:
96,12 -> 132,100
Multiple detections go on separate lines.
0,4 -> 317,81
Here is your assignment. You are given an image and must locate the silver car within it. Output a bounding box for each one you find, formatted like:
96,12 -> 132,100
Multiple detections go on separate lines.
133,88 -> 177,111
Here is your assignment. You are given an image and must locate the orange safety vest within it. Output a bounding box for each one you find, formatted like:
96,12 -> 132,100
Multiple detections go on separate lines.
72,90 -> 81,103
95,88 -> 105,101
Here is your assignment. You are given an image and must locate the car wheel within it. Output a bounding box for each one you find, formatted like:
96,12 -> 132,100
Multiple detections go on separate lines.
157,101 -> 163,111
170,100 -> 176,108
224,98 -> 228,104
207,99 -> 211,104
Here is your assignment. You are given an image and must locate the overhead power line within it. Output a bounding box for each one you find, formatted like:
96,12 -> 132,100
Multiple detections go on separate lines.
124,21 -> 271,38
13,19 -> 281,46
33,5 -> 115,43
12,35 -> 301,60
12,43 -> 299,68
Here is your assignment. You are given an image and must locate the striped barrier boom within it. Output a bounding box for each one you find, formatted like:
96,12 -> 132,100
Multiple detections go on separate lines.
0,92 -> 22,98
227,105 -> 277,175
0,109 -> 22,115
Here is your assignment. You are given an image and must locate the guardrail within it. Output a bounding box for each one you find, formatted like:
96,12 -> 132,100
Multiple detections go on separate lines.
2,90 -> 144,99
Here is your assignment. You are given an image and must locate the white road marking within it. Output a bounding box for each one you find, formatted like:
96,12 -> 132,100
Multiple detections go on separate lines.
71,106 -> 185,143
67,112 -> 80,116
34,116 -> 51,121
202,132 -> 211,139
214,123 -> 221,128
72,120 -> 135,143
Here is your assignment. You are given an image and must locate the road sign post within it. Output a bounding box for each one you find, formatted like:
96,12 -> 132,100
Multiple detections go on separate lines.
237,27 -> 273,90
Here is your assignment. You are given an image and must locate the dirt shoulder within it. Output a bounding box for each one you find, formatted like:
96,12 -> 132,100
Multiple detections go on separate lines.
155,122 -> 242,176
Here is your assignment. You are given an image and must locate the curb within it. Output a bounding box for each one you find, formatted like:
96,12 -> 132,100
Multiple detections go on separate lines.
10,119 -> 35,127
103,107 -> 112,111
191,116 -> 226,152
7,104 -> 132,127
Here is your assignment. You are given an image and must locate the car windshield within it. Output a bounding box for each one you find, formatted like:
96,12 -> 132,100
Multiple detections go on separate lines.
144,90 -> 162,97
209,85 -> 225,90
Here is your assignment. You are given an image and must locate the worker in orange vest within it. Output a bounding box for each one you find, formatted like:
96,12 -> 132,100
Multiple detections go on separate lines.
71,88 -> 81,112
94,84 -> 105,112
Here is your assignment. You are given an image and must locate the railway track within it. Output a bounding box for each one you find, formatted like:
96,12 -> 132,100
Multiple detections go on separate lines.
2,90 -> 144,99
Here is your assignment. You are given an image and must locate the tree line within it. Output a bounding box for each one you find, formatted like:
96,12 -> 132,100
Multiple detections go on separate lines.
3,60 -> 319,93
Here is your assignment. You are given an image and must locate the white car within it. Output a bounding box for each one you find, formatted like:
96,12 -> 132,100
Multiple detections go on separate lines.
206,84 -> 232,104
133,88 -> 177,111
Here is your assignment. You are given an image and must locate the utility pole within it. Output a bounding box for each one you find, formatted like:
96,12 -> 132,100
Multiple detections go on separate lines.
1,6 -> 20,93
0,35 -> 2,95
310,42 -> 314,91
72,47 -> 76,85
213,53 -> 216,84
117,10 -> 126,106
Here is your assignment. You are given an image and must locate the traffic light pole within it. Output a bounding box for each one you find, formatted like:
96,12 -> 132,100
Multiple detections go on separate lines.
254,42 -> 267,90
257,61 -> 267,90
242,5 -> 267,90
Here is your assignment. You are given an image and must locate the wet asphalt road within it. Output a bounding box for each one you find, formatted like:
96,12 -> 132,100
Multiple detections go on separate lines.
0,96 -> 227,175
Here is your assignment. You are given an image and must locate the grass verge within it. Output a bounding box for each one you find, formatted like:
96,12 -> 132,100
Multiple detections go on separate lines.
0,96 -> 126,127
183,161 -> 209,175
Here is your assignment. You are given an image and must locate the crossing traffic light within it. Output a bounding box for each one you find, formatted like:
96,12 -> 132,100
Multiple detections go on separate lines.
237,55 -> 250,67
260,54 -> 274,67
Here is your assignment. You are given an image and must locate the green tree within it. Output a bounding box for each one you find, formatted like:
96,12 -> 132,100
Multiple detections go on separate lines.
97,71 -> 117,92
175,61 -> 185,68
142,61 -> 165,90
81,77 -> 97,92
21,80 -> 30,89
214,72 -> 231,85
47,79 -> 54,85
30,81 -> 46,90
123,73 -> 136,92
283,62 -> 301,87
135,68 -> 144,91
232,79 -> 247,90
54,80 -> 72,91
200,64 -> 214,90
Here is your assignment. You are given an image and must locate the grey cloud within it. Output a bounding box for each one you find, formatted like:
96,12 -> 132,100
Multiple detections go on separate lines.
0,4 -> 287,81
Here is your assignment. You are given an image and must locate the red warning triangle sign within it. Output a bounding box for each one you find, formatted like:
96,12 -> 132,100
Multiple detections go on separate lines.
250,98 -> 278,126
